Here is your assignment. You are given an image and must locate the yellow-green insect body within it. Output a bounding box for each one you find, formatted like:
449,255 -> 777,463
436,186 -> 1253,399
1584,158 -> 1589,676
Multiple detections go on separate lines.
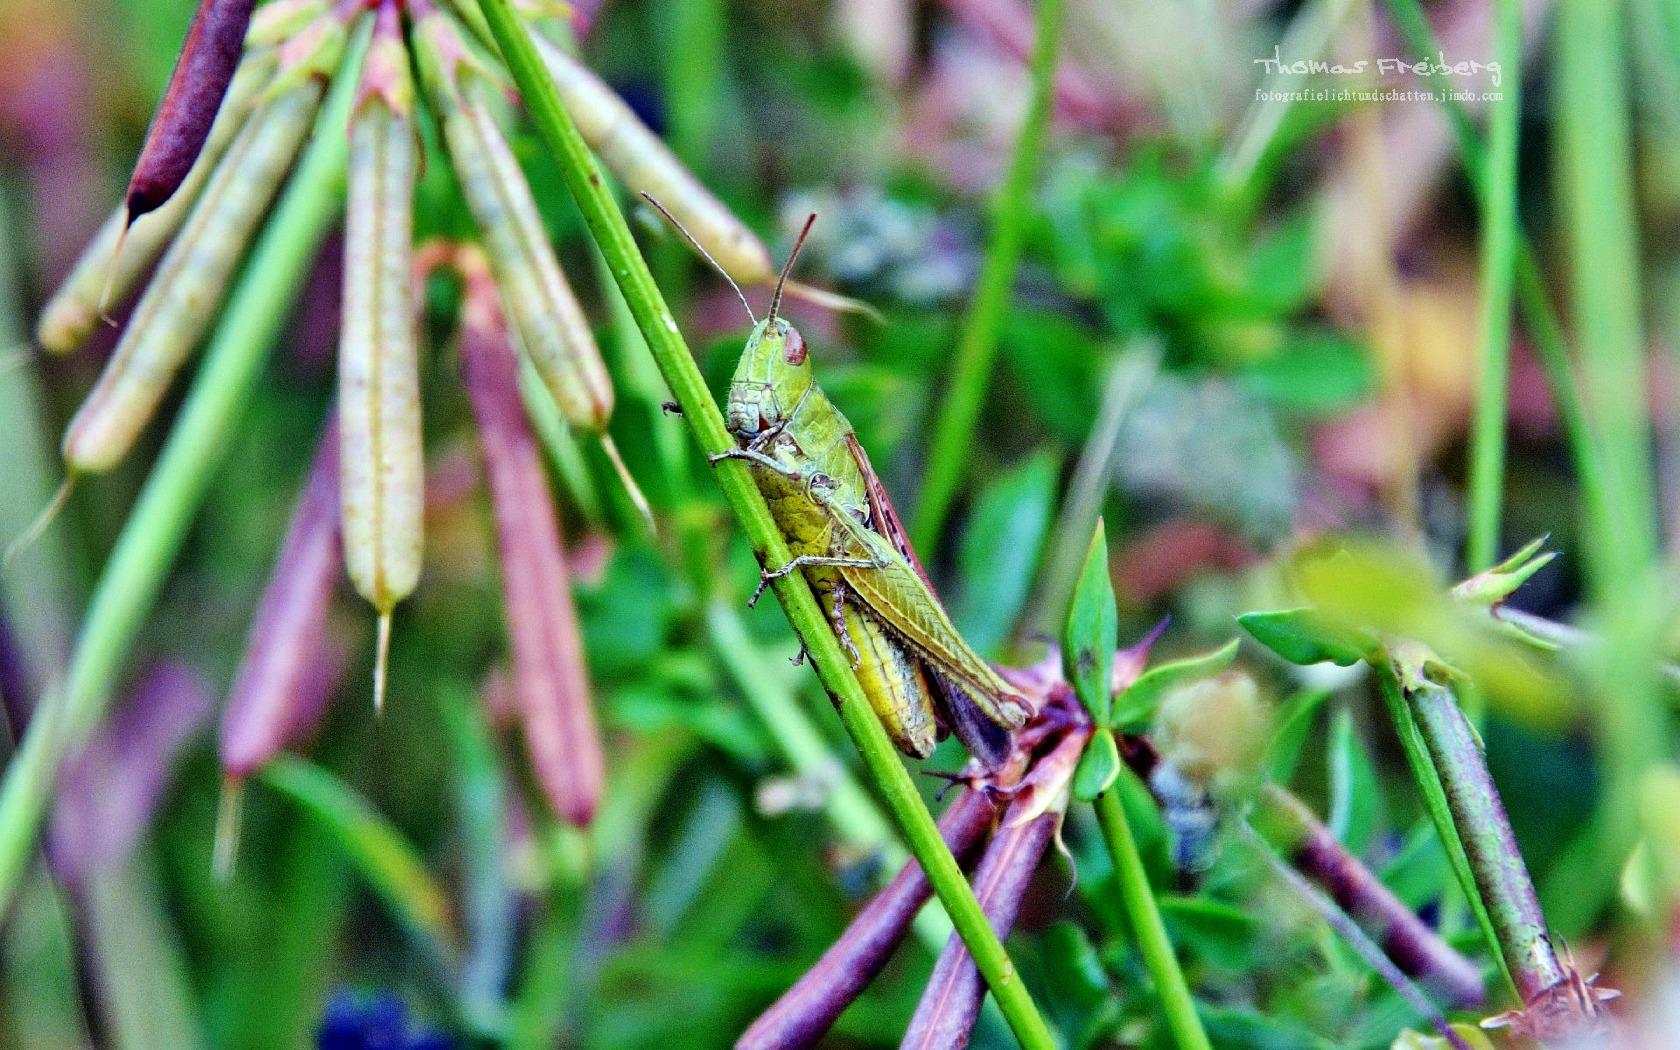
721,309 -> 1027,767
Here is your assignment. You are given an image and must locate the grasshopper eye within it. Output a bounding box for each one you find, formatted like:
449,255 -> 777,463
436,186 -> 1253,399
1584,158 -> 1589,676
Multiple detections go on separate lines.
782,326 -> 807,365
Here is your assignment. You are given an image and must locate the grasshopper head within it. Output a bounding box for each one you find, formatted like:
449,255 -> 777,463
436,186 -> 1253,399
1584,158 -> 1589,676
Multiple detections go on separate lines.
726,317 -> 811,442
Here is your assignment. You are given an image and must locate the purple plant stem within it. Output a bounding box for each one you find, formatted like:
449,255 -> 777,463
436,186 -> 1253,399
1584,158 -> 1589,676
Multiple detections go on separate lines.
1241,822 -> 1472,1050
48,662 -> 214,888
900,801 -> 1057,1050
460,271 -> 603,827
126,0 -> 257,222
736,789 -> 999,1050
1256,784 -> 1484,1008
219,418 -> 343,779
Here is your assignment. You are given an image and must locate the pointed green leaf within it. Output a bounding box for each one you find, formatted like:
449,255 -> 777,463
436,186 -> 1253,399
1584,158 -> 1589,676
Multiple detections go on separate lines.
1062,519 -> 1118,723
1111,638 -> 1240,728
1263,688 -> 1330,784
1326,707 -> 1384,857
1237,608 -> 1371,666
258,757 -> 454,952
1074,727 -> 1122,802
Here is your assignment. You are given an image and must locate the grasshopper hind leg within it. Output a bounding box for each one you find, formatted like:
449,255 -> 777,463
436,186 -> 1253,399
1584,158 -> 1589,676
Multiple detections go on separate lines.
838,599 -> 938,760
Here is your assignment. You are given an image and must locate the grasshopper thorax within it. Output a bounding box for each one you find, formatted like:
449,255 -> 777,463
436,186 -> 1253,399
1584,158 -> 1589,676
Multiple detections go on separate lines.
726,317 -> 812,443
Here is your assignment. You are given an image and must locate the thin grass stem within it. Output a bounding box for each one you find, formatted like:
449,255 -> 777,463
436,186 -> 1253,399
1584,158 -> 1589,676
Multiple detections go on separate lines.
472,3 -> 1056,1045
909,0 -> 1065,553
1465,0 -> 1522,574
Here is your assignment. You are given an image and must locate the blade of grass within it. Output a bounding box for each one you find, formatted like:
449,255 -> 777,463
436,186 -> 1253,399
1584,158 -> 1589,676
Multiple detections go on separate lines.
910,0 -> 1065,553
0,40 -> 362,920
473,4 -> 1055,1045
1465,0 -> 1522,574
1094,776 -> 1211,1050
257,755 -> 456,955
1381,0 -> 1607,545
1553,0 -> 1669,925
0,186 -> 75,696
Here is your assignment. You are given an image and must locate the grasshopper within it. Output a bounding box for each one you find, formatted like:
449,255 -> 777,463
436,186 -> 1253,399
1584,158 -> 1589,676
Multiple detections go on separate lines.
651,200 -> 1029,768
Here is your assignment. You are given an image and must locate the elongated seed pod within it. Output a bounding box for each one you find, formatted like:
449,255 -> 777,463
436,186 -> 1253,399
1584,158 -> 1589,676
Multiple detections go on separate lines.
736,789 -> 998,1050
36,50 -> 275,355
414,11 -> 611,432
339,0 -> 422,698
900,803 -> 1057,1050
125,0 -> 259,223
528,32 -> 773,285
247,0 -> 330,47
219,420 -> 343,779
459,256 -> 603,827
62,28 -> 346,476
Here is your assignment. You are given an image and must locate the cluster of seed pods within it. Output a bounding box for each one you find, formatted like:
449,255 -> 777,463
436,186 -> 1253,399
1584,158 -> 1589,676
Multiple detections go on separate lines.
30,0 -> 806,826
737,682 -> 1090,1050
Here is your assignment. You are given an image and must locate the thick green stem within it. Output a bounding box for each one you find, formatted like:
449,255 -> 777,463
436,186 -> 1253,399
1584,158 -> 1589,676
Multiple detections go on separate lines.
1406,680 -> 1560,1002
473,4 -> 1054,1045
0,63 -> 355,919
909,0 -> 1064,553
1465,0 -> 1522,574
1375,663 -> 1516,997
1094,784 -> 1211,1050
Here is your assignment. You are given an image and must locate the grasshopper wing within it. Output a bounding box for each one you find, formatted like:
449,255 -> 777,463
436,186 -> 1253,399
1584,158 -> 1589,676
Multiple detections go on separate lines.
823,456 -> 1029,738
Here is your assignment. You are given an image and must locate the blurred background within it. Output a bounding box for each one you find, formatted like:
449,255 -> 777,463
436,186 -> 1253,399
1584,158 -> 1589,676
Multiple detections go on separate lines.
2,0 -> 1678,1046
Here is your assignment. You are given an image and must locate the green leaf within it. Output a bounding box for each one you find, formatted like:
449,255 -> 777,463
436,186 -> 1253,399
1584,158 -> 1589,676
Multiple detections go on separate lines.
1111,638 -> 1240,728
1263,688 -> 1329,784
1073,728 -> 1122,802
1157,896 -> 1260,971
1062,519 -> 1118,723
1237,608 -> 1371,666
1326,708 -> 1384,857
954,450 -> 1060,653
257,757 -> 454,952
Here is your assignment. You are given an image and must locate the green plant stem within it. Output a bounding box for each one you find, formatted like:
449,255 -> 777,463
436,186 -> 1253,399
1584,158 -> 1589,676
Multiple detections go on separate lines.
1094,784 -> 1211,1050
909,0 -> 1064,553
474,4 -> 1055,1046
1465,0 -> 1522,574
1026,341 -> 1157,641
0,54 -> 357,919
1406,678 -> 1561,1002
1375,662 -> 1517,997
1381,0 -> 1607,547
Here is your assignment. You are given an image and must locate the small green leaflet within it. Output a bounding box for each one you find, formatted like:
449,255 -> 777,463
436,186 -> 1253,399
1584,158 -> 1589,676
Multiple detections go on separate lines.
1074,727 -> 1122,801
1110,638 -> 1240,729
1062,518 -> 1118,723
1237,608 -> 1372,667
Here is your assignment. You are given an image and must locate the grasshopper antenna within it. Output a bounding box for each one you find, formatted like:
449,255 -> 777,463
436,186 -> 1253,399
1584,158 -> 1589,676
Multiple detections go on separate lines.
780,280 -> 885,325
766,213 -> 818,327
639,193 -> 756,325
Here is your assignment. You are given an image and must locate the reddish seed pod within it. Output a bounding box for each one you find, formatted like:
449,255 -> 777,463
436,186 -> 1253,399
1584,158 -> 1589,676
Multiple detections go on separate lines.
126,0 -> 259,223
736,789 -> 999,1050
219,420 -> 345,779
899,803 -> 1058,1050
459,253 -> 604,827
